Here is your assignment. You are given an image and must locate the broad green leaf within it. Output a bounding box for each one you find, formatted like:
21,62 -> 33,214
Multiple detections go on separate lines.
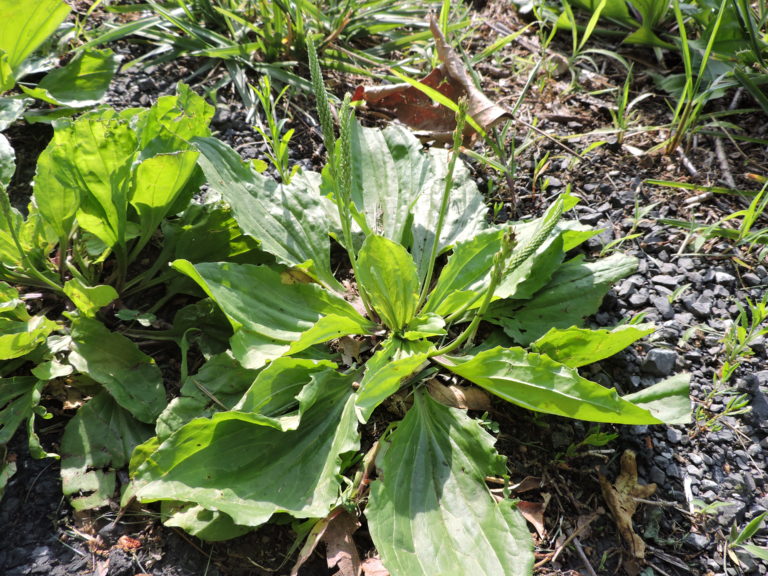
0,315 -> 57,360
444,347 -> 665,424
489,253 -> 637,345
355,338 -> 431,423
173,260 -> 373,369
423,228 -> 503,317
166,203 -> 263,265
191,136 -> 339,289
33,135 -> 81,242
157,353 -> 259,441
623,374 -> 692,425
19,48 -> 118,107
61,111 -> 137,249
0,96 -> 29,130
0,457 -> 15,501
234,356 -> 337,416
161,502 -> 251,541
410,149 -> 488,280
0,198 -> 24,267
0,133 -> 14,186
63,278 -> 118,317
0,51 -> 11,93
496,231 -> 564,301
0,376 -> 43,444
68,317 -> 166,423
136,84 -> 214,159
31,358 -> 72,380
134,369 -> 359,527
0,0 -> 70,87
402,313 -> 446,340
357,235 -> 419,332
0,282 -> 24,315
424,218 -> 567,317
571,0 -> 631,21
130,150 -> 200,253
533,324 -> 655,368
168,298 -> 232,358
61,392 -> 154,510
348,123 -> 428,243
366,390 -> 533,576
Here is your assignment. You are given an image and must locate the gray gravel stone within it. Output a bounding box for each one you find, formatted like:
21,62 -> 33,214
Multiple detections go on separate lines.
714,271 -> 736,284
684,295 -> 713,318
641,348 -> 677,376
652,274 -> 682,288
629,291 -> 649,307
684,532 -> 710,551
652,296 -> 674,320
689,453 -> 702,465
743,272 -> 762,286
667,428 -> 684,444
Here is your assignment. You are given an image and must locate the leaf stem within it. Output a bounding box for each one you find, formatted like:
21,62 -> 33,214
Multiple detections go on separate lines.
429,228 -> 515,357
0,184 -> 63,293
417,100 -> 468,310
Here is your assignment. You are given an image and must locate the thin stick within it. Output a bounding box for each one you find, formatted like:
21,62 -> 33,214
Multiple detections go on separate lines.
535,511 -> 599,567
714,137 -> 736,188
648,560 -> 677,576
516,117 -> 588,161
573,537 -> 599,576
676,146 -> 698,177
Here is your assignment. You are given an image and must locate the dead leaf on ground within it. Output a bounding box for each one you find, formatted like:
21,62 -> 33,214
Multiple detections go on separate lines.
291,508 -> 361,576
509,475 -> 543,494
353,16 -> 510,141
517,494 -> 551,539
324,510 -> 362,576
361,556 -> 390,576
599,449 -> 656,562
426,379 -> 492,411
338,336 -> 363,366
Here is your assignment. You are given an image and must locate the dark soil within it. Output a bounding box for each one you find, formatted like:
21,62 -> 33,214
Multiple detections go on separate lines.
2,2 -> 767,576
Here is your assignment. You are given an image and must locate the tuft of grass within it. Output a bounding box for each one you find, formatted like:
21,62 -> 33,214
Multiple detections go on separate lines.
83,0 -> 468,117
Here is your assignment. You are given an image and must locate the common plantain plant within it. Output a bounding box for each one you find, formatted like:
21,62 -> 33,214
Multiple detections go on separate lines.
124,43 -> 692,575
0,84 -> 266,507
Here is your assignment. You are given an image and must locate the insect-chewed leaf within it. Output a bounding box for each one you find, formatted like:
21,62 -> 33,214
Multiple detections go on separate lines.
61,392 -> 154,510
488,253 -> 637,345
68,317 -> 167,423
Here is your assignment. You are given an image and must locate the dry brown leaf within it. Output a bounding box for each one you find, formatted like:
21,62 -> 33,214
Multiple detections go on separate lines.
354,16 -> 510,140
338,336 -> 363,366
323,510 -> 362,576
599,449 -> 656,561
509,475 -> 543,494
291,514 -> 334,576
290,509 -> 361,576
517,494 -> 550,539
426,379 -> 492,411
361,556 -> 390,576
